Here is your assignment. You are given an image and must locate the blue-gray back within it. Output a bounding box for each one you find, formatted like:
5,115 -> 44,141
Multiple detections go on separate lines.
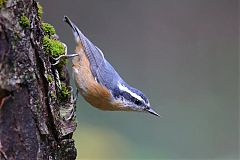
74,26 -> 125,92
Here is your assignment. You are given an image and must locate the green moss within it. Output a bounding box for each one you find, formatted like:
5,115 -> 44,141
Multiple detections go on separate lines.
0,0 -> 6,8
19,16 -> 30,28
46,74 -> 53,82
42,22 -> 56,36
58,83 -> 70,101
59,70 -> 65,79
51,92 -> 56,98
43,36 -> 65,57
37,2 -> 43,18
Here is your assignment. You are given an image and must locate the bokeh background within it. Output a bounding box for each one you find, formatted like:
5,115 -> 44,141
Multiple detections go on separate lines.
38,0 -> 239,159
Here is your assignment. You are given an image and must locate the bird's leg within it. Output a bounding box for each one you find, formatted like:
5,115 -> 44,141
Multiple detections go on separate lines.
69,86 -> 79,103
63,87 -> 79,121
51,42 -> 79,65
51,53 -> 79,65
73,89 -> 79,103
51,53 -> 78,66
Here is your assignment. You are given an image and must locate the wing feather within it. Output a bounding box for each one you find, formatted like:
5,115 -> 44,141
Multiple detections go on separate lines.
64,16 -> 124,91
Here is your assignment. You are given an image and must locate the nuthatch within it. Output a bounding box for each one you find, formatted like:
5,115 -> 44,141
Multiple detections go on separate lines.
63,16 -> 159,116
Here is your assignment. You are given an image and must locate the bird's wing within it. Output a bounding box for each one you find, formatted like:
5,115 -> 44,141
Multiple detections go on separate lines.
64,16 -> 123,90
64,16 -> 105,76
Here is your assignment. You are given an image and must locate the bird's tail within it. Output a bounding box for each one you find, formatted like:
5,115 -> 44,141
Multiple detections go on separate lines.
63,16 -> 83,43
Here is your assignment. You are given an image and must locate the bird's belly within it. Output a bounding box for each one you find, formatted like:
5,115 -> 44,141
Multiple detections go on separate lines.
72,46 -> 120,111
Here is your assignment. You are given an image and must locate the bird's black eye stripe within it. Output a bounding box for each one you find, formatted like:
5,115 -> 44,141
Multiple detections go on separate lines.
112,88 -> 144,106
113,89 -> 133,102
134,99 -> 142,106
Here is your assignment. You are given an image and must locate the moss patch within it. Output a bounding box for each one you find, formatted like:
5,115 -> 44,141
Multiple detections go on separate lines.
42,22 -> 56,36
0,0 -> 6,8
37,2 -> 43,18
46,74 -> 53,82
51,92 -> 56,98
58,83 -> 70,101
43,36 -> 65,57
19,16 -> 30,28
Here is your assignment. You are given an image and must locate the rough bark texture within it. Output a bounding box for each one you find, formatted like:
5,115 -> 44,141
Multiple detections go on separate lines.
0,0 -> 77,159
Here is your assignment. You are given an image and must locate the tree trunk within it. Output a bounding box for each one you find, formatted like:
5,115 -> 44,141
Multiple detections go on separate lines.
0,0 -> 77,159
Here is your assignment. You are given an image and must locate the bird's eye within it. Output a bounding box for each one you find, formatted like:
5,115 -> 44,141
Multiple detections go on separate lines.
135,99 -> 142,106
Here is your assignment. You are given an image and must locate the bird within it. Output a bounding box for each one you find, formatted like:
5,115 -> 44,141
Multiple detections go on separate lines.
63,16 -> 159,116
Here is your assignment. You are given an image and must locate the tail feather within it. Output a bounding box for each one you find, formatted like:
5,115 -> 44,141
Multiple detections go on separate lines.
63,16 -> 108,82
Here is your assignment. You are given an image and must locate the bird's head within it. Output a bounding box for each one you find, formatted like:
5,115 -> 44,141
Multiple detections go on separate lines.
112,83 -> 159,116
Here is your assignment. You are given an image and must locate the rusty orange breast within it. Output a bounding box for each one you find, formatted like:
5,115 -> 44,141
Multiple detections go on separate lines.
72,42 -> 124,111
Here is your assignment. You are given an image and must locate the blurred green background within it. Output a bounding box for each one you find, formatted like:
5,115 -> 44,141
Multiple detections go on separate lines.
39,0 -> 239,159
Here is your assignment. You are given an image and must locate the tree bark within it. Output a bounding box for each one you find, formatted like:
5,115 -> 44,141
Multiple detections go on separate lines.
0,0 -> 77,159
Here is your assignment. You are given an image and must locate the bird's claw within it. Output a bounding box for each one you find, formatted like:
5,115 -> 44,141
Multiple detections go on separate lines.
69,86 -> 79,104
50,42 -> 78,66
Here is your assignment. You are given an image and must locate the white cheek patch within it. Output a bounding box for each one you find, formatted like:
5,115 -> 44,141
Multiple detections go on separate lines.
118,83 -> 144,102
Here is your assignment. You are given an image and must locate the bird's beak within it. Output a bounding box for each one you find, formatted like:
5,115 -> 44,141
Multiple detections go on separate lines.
146,107 -> 160,117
